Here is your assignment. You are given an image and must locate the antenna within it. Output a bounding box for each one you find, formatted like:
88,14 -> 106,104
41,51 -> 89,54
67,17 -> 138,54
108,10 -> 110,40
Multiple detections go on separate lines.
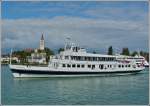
65,37 -> 71,50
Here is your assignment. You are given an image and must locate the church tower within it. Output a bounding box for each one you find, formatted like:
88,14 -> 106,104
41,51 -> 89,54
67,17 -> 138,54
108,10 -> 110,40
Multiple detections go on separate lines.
40,34 -> 45,50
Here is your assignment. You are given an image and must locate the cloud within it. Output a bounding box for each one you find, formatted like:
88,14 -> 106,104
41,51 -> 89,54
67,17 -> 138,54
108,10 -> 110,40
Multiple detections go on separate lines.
2,16 -> 148,54
84,4 -> 148,21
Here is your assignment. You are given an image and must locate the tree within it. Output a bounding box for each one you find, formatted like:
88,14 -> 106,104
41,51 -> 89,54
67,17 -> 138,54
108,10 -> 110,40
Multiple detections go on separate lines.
131,51 -> 138,56
58,48 -> 64,53
44,47 -> 54,63
121,48 -> 130,56
140,51 -> 149,62
44,47 -> 54,55
108,46 -> 113,55
12,50 -> 32,63
140,51 -> 144,56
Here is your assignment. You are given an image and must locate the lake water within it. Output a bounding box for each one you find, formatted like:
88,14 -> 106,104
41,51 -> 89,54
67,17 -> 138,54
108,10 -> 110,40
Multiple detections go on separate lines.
1,65 -> 149,105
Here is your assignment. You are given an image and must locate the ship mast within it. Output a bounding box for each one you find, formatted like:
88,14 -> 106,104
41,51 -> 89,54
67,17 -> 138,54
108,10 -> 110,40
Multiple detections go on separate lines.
65,37 -> 71,50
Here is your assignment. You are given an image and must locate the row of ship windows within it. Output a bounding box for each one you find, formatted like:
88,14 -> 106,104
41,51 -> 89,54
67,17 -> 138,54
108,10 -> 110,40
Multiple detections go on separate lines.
62,64 -> 131,69
65,56 -> 115,61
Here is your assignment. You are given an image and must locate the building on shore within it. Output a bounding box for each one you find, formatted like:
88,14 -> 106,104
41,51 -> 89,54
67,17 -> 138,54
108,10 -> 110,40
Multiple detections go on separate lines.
27,34 -> 47,64
1,55 -> 20,64
27,49 -> 46,64
40,34 -> 45,50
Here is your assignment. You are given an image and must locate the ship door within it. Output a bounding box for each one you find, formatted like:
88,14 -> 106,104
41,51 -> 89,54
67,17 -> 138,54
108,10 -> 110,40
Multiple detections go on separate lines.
92,65 -> 95,70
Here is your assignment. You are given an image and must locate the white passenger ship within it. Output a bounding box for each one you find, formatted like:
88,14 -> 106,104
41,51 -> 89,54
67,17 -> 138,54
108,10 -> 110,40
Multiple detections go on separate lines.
9,39 -> 145,78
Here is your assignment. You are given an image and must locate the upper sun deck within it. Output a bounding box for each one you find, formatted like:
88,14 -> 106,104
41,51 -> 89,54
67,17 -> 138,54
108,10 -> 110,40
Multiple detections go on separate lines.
58,38 -> 116,58
60,51 -> 116,58
116,54 -> 145,60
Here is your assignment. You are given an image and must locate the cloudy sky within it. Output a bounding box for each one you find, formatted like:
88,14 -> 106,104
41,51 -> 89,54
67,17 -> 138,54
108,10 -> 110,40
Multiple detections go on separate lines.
2,1 -> 149,54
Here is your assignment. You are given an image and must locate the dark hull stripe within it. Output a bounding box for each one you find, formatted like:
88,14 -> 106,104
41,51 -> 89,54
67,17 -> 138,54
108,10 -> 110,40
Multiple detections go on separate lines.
10,69 -> 142,75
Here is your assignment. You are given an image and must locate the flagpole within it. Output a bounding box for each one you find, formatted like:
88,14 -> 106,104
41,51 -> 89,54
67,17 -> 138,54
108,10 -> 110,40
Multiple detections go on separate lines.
10,49 -> 12,65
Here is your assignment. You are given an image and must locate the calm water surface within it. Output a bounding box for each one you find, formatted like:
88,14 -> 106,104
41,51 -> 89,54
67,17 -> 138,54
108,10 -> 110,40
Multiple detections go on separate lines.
1,65 -> 149,105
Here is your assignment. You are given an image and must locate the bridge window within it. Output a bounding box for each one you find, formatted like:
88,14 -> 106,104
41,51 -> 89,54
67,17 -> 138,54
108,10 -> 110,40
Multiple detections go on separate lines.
65,56 -> 69,60
85,57 -> 88,61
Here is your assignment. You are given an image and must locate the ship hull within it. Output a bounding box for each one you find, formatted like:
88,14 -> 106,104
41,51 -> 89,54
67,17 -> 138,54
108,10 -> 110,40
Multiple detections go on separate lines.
10,69 -> 142,78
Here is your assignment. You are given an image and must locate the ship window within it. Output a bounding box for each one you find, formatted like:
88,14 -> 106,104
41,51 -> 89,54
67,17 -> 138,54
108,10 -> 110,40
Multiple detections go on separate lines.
112,58 -> 114,61
62,64 -> 66,67
72,64 -> 76,68
99,64 -> 104,69
77,64 -> 80,68
106,58 -> 108,61
88,65 -> 91,68
81,57 -> 84,61
65,56 -> 69,60
113,58 -> 115,61
128,65 -> 130,67
118,65 -> 121,68
102,57 -> 105,61
81,64 -> 85,68
85,57 -> 88,61
122,65 -> 124,68
93,57 -> 96,61
125,65 -> 128,67
67,64 -> 71,67
110,65 -> 112,68
71,56 -> 73,60
78,56 -> 81,60
87,57 -> 90,61
107,65 -> 109,68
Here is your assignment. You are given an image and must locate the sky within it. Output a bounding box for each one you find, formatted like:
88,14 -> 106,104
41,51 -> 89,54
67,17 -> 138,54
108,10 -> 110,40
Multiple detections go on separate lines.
1,1 -> 149,54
